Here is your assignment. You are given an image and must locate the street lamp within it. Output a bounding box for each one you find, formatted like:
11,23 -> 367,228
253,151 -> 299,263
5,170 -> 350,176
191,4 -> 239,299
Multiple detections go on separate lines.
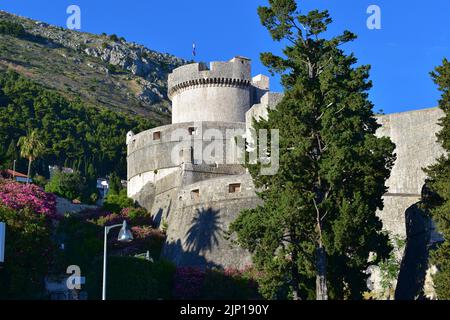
102,220 -> 133,300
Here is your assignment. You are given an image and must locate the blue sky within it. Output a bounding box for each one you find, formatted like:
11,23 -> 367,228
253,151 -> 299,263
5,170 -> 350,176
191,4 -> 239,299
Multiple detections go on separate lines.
0,0 -> 449,114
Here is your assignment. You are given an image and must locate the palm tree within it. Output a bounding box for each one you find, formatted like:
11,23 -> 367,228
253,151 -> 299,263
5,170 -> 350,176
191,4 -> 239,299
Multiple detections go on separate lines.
17,130 -> 45,184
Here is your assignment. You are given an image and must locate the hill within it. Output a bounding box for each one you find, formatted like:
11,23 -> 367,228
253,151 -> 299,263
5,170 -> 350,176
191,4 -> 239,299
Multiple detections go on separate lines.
0,10 -> 188,122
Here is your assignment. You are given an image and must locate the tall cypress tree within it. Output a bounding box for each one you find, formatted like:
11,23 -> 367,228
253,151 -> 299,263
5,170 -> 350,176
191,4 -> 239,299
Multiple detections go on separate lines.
424,59 -> 450,299
231,0 -> 395,300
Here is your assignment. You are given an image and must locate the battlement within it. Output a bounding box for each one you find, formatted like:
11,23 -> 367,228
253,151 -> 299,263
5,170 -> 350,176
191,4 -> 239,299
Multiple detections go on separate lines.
168,56 -> 252,99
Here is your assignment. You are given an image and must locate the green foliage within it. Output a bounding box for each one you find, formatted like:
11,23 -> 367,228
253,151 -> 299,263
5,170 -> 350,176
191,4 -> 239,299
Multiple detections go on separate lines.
45,170 -> 96,203
108,34 -> 119,42
108,172 -> 122,195
0,20 -> 26,37
200,269 -> 260,300
231,0 -> 395,300
17,129 -> 45,179
55,215 -> 103,272
424,58 -> 450,299
33,174 -> 47,188
0,70 -> 155,178
376,236 -> 406,299
107,63 -> 118,74
103,189 -> 134,213
0,206 -> 53,299
85,257 -> 176,300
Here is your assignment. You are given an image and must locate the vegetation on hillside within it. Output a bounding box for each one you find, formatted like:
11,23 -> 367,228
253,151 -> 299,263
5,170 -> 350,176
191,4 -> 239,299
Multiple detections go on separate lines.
0,70 -> 155,178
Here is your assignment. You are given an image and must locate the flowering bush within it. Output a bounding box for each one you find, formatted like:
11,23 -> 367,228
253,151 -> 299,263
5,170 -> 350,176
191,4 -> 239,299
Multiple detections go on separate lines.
0,180 -> 56,218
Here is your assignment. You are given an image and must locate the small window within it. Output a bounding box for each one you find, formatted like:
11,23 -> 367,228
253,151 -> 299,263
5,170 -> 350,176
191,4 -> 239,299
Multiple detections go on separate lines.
229,183 -> 241,193
191,189 -> 200,200
188,127 -> 197,135
153,131 -> 161,140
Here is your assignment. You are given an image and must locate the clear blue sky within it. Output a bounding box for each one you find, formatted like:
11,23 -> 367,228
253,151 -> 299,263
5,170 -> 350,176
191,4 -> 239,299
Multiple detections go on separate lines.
1,0 -> 449,114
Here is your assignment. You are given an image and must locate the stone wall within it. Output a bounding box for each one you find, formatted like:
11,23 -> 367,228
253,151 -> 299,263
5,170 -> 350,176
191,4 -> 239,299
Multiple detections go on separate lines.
162,174 -> 259,269
376,107 -> 445,237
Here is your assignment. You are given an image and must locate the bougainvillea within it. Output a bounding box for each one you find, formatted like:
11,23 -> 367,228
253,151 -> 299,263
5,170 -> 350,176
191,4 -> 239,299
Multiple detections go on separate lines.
0,180 -> 56,218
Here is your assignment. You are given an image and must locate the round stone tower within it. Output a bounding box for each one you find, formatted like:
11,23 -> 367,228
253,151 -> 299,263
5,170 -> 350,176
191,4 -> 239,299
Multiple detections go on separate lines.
168,56 -> 253,124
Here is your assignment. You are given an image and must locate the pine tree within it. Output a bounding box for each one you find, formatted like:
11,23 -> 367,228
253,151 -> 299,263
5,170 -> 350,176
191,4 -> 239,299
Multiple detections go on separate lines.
231,0 -> 395,300
424,59 -> 450,299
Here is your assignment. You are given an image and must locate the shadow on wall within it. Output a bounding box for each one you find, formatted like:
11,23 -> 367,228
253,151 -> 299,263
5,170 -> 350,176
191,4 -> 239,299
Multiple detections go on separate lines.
395,202 -> 430,300
153,199 -> 172,228
163,239 -> 221,270
186,208 -> 223,254
162,207 -> 224,269
395,184 -> 441,300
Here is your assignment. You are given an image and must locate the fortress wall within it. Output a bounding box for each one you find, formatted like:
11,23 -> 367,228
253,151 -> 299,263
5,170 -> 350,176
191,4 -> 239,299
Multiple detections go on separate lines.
376,107 -> 445,237
127,122 -> 246,180
162,174 -> 260,269
181,163 -> 247,186
376,107 -> 444,195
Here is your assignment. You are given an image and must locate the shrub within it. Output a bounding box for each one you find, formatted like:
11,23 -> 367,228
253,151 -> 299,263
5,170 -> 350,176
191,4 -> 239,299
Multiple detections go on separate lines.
33,174 -> 47,188
45,170 -> 84,201
103,189 -> 134,213
109,34 -> 119,42
121,207 -> 152,225
173,267 -> 206,299
55,216 -> 103,272
0,20 -> 26,37
0,180 -> 56,218
45,170 -> 97,204
85,257 -> 176,300
200,268 -> 260,300
0,206 -> 54,299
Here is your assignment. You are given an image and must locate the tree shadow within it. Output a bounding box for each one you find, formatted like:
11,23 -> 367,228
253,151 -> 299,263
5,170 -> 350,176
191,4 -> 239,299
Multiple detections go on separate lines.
185,208 -> 223,254
163,239 -> 220,270
395,184 -> 436,300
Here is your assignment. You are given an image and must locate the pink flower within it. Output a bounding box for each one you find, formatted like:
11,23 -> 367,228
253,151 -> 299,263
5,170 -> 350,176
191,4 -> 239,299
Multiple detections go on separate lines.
0,180 -> 56,218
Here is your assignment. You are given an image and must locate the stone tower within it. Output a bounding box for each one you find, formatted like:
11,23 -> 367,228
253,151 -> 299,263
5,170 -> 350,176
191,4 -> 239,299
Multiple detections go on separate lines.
127,57 -> 281,269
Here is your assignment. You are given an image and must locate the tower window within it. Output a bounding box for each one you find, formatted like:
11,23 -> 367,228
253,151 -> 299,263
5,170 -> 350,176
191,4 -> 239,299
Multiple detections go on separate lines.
229,183 -> 241,193
191,189 -> 200,200
188,127 -> 197,135
153,131 -> 161,140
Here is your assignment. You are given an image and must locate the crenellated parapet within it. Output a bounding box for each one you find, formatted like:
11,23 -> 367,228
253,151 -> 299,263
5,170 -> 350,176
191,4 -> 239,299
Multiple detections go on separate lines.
168,57 -> 258,124
168,56 -> 252,99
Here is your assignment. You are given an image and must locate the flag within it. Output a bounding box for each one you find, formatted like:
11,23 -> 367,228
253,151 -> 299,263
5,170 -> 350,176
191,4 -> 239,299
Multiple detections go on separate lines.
192,43 -> 196,57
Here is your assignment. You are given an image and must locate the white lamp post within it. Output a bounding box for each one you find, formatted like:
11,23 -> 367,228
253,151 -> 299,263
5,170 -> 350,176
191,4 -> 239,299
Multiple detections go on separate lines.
0,222 -> 5,263
102,220 -> 133,300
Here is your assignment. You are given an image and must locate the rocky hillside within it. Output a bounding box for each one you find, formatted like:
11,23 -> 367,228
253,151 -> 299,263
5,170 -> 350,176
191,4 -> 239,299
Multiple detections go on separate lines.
0,10 -> 188,122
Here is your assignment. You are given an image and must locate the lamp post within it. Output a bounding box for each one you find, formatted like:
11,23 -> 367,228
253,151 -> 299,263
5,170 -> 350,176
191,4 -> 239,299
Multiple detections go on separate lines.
102,220 -> 133,300
12,160 -> 16,180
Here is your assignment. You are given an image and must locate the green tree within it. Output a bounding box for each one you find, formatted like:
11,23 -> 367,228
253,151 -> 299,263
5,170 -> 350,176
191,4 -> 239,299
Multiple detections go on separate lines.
231,0 -> 395,300
424,58 -> 450,299
108,172 -> 122,195
45,170 -> 91,202
17,129 -> 45,183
